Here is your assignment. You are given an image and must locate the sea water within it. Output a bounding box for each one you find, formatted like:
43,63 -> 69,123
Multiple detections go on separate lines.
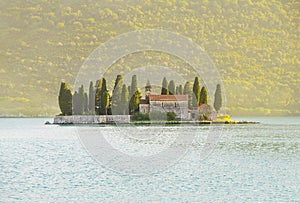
0,117 -> 299,202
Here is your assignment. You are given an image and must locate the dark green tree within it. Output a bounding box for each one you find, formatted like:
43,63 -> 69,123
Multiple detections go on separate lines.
129,90 -> 141,115
161,77 -> 169,95
100,91 -> 109,115
168,80 -> 175,95
112,75 -> 123,114
121,84 -> 129,115
177,84 -> 183,95
192,77 -> 200,107
95,79 -> 102,115
200,86 -> 208,105
58,82 -> 72,115
84,92 -> 88,114
73,91 -> 81,115
88,81 -> 95,114
214,84 -> 222,112
129,75 -> 137,99
77,85 -> 85,115
99,78 -> 108,115
184,81 -> 193,109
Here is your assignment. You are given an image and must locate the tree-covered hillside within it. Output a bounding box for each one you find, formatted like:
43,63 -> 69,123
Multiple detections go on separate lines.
0,0 -> 299,116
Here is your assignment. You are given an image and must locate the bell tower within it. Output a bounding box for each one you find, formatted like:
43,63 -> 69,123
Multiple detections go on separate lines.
145,79 -> 151,102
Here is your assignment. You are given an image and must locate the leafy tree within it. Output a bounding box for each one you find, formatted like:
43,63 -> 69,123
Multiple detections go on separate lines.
111,75 -> 123,114
129,90 -> 141,115
95,79 -> 102,115
200,86 -> 208,105
161,77 -> 169,95
214,84 -> 222,112
58,82 -> 72,115
88,81 -> 95,114
184,81 -> 193,109
168,80 -> 175,95
192,77 -> 200,107
121,84 -> 129,115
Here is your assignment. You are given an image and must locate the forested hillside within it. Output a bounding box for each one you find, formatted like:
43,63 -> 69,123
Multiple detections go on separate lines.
0,0 -> 299,116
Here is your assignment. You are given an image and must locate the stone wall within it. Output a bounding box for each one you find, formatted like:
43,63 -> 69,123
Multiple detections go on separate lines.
53,115 -> 131,124
149,100 -> 189,120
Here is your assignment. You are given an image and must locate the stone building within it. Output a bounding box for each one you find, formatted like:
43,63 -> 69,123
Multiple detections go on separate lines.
139,81 -> 189,119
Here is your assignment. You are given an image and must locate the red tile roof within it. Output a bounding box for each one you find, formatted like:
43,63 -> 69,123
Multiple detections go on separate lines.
149,95 -> 188,101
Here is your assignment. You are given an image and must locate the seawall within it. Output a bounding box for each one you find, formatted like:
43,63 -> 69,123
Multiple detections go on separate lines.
53,115 -> 131,124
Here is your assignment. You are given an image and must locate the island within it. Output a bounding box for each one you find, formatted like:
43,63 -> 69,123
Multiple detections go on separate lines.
53,75 -> 259,125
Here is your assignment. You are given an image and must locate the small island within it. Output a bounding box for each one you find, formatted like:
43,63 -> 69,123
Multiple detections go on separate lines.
54,75 -> 258,125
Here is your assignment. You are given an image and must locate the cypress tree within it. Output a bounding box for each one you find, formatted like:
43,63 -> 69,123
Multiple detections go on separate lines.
100,91 -> 109,115
88,81 -> 95,114
129,90 -> 141,115
99,78 -> 109,115
184,81 -> 193,109
121,84 -> 129,115
95,79 -> 102,115
178,84 -> 183,95
73,91 -> 80,115
58,82 -> 72,115
192,77 -> 200,107
84,92 -> 88,114
200,86 -> 208,105
168,80 -> 175,95
214,84 -> 222,112
161,77 -> 169,95
78,85 -> 85,115
130,75 -> 137,99
112,75 -> 123,115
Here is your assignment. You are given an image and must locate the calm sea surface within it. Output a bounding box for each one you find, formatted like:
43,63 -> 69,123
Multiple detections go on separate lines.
0,117 -> 299,202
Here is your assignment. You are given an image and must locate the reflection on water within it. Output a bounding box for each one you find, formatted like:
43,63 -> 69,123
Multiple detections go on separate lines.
0,118 -> 299,202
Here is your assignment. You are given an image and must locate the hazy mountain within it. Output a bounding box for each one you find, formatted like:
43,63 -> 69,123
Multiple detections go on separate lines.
0,0 -> 299,116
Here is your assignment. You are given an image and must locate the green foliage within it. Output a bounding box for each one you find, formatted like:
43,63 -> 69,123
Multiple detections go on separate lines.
166,112 -> 177,121
88,81 -> 95,114
129,90 -> 141,115
132,112 -> 150,121
58,82 -> 72,115
176,85 -> 183,95
72,91 -> 81,115
84,92 -> 88,113
214,84 -> 222,112
95,79 -> 102,115
121,84 -> 129,115
192,77 -> 200,107
161,77 -> 169,95
184,81 -> 193,109
111,75 -> 123,114
100,91 -> 109,115
149,111 -> 167,121
99,78 -> 109,115
1,0 -> 299,116
168,80 -> 175,95
130,75 -> 138,99
200,86 -> 208,105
